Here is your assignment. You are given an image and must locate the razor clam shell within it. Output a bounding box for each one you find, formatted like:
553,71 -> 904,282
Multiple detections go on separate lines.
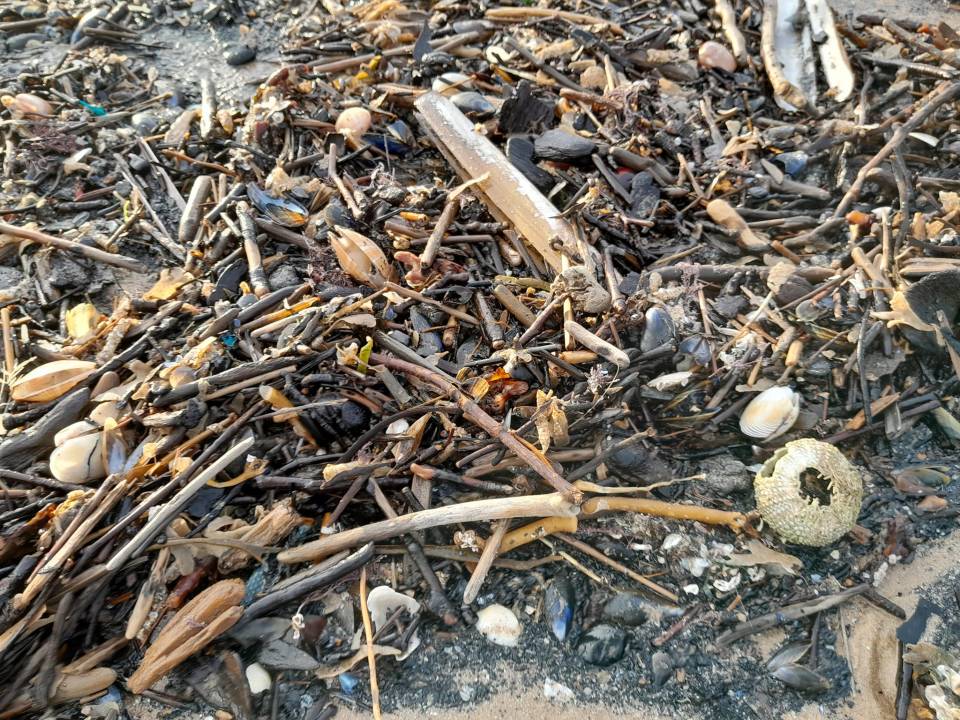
805,0 -> 854,103
761,0 -> 816,113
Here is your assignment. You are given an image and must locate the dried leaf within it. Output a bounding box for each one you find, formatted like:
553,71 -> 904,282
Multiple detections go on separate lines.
65,303 -> 103,340
534,390 -> 569,453
11,360 -> 97,403
144,267 -> 194,301
725,539 -> 802,576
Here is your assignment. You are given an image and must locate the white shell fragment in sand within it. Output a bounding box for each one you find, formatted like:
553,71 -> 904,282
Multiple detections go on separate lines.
367,585 -> 421,658
476,604 -> 522,647
245,663 -> 271,694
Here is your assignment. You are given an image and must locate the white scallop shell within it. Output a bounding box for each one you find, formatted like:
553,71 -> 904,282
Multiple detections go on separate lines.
50,432 -> 106,484
739,386 -> 800,440
476,604 -> 521,647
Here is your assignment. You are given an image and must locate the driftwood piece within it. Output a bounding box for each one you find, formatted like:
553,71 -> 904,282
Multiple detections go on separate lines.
278,493 -> 578,564
0,388 -> 90,469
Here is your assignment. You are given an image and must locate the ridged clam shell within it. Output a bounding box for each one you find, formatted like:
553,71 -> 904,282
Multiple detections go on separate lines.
476,604 -> 521,647
739,386 -> 800,440
754,438 -> 862,546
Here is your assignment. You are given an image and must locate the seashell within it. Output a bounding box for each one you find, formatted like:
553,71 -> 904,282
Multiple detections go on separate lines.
245,662 -> 271,694
246,184 -> 307,228
50,432 -> 106,484
367,585 -> 421,658
771,663 -> 830,692
640,307 -> 676,353
331,226 -> 395,287
534,129 -> 596,163
675,335 -> 711,370
739,386 -> 800,440
335,107 -> 372,138
767,642 -> 811,672
54,420 -> 98,447
89,401 -> 121,426
1,92 -> 53,119
544,576 -> 575,641
11,360 -> 96,403
451,91 -> 495,118
432,72 -> 472,95
476,604 -> 521,647
754,438 -> 863,546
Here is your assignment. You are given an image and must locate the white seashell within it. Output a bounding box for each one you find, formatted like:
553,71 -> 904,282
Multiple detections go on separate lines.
739,386 -> 800,440
89,401 -> 121,426
432,72 -> 472,96
50,432 -> 106,484
54,421 -> 98,447
245,663 -> 271,694
646,371 -> 693,391
367,585 -> 421,659
475,604 -> 521,647
335,107 -> 372,137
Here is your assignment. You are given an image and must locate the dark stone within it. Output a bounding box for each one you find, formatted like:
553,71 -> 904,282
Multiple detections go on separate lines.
268,264 -> 301,290
651,650 -> 673,686
534,129 -> 596,163
619,271 -> 642,296
630,171 -> 660,217
224,44 -> 256,66
602,593 -> 650,626
576,624 -> 627,666
506,136 -> 553,193
713,294 -> 748,319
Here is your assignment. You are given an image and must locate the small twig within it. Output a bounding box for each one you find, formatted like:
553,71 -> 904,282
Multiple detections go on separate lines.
359,567 -> 383,720
0,221 -> 140,270
463,519 -> 510,605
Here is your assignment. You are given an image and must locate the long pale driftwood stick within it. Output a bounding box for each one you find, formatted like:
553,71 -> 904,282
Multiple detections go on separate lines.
369,352 -> 582,502
0,221 -> 141,270
278,493 -> 578,564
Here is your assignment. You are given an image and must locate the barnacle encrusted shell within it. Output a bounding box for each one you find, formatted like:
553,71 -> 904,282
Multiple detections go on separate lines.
754,439 -> 862,546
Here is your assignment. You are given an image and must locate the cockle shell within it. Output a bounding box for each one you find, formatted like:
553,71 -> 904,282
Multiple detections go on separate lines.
476,604 -> 521,647
754,439 -> 863,546
739,386 -> 800,440
335,107 -> 372,138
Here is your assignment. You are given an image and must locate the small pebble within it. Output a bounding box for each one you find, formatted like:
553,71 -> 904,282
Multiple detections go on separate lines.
698,41 -> 737,72
335,106 -> 372,137
580,65 -> 607,89
543,678 -> 575,704
577,624 -> 627,666
224,44 -> 256,65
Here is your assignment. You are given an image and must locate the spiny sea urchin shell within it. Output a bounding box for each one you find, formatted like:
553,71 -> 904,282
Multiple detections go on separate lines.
753,438 -> 862,546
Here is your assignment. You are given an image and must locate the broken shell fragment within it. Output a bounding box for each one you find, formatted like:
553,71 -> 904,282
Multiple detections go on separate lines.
739,386 -> 800,441
11,360 -> 96,403
476,604 -> 521,647
754,438 -> 863,546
